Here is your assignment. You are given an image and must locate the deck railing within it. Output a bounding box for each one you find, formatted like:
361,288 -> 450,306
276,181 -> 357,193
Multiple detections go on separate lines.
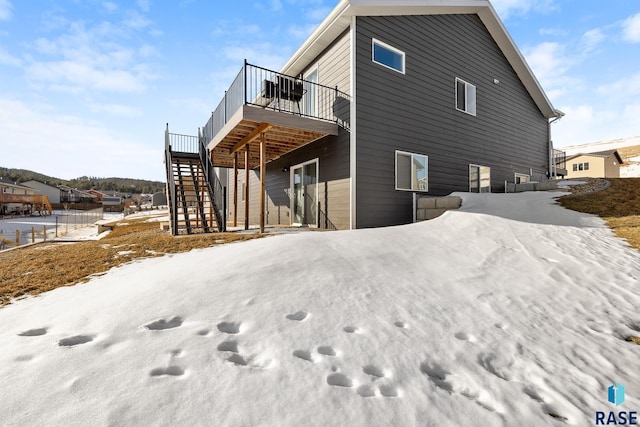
202,61 -> 350,142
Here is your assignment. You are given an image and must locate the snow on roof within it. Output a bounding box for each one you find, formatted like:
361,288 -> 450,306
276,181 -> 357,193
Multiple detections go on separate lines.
1,190 -> 639,425
560,135 -> 640,156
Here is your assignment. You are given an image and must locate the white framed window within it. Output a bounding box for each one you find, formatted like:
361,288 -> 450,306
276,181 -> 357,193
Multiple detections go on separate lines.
469,164 -> 490,193
572,162 -> 589,171
456,78 -> 476,116
372,39 -> 405,74
515,173 -> 529,184
396,151 -> 428,192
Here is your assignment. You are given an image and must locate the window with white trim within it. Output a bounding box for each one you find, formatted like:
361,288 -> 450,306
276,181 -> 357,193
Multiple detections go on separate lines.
456,78 -> 476,116
469,164 -> 490,193
372,39 -> 405,74
396,151 -> 428,191
572,162 -> 590,171
515,173 -> 529,184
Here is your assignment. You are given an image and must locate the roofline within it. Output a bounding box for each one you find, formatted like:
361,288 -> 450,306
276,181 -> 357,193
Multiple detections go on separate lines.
566,151 -> 624,164
280,0 -> 558,119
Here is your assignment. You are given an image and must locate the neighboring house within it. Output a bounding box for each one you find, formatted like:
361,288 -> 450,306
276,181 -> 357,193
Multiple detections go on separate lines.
22,180 -> 62,204
57,185 -> 98,204
87,189 -> 106,202
0,179 -> 37,215
565,150 -> 624,179
165,0 -> 562,231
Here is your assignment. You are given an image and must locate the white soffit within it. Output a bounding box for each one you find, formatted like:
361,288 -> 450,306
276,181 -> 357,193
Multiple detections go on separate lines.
280,0 -> 557,118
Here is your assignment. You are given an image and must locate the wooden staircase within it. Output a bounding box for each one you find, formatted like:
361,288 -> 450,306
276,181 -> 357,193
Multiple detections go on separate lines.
165,127 -> 225,236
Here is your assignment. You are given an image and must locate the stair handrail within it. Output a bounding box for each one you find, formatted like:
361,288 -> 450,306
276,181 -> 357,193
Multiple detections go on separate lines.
164,124 -> 178,235
198,135 -> 226,232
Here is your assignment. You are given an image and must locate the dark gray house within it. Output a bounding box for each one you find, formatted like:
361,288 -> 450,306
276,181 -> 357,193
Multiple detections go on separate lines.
164,0 -> 561,234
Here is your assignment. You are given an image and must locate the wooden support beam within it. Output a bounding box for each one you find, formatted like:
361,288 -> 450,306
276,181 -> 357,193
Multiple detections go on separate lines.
244,144 -> 250,231
259,133 -> 266,234
233,152 -> 238,227
230,123 -> 271,154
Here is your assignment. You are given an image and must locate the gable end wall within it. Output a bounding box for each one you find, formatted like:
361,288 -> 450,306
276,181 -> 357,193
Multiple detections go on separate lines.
354,14 -> 549,228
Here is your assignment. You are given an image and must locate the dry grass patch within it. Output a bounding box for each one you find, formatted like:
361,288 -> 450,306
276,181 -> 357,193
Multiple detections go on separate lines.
559,178 -> 640,250
0,219 -> 263,306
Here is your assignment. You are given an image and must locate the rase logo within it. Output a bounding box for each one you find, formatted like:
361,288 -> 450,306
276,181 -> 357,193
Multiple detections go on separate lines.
596,382 -> 637,425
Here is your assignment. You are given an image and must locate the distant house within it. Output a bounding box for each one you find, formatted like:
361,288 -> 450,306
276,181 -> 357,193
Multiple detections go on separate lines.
0,179 -> 37,215
164,0 -> 562,233
565,150 -> 624,179
87,189 -> 106,202
57,185 -> 98,204
22,180 -> 61,204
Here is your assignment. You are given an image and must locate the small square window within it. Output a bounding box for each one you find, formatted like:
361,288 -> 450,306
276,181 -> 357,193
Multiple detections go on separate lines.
456,78 -> 476,116
396,151 -> 428,191
372,39 -> 405,74
584,162 -> 589,171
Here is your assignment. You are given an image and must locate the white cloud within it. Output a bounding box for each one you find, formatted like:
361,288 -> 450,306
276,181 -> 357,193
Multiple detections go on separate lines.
305,6 -> 331,21
579,28 -> 605,54
102,2 -> 118,14
0,98 -> 160,180
0,0 -> 12,20
89,102 -> 142,117
137,0 -> 151,12
271,0 -> 283,12
24,19 -> 156,94
0,46 -> 20,66
597,72 -> 640,98
491,0 -> 556,20
622,13 -> 640,42
523,42 -> 572,90
288,23 -> 317,40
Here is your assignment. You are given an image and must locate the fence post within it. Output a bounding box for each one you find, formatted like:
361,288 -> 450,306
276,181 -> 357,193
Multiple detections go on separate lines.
32,226 -> 35,243
15,230 -> 20,246
55,215 -> 58,237
43,225 -> 47,242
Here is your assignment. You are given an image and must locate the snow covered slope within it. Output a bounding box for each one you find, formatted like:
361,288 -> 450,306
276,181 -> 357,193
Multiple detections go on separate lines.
1,191 -> 639,426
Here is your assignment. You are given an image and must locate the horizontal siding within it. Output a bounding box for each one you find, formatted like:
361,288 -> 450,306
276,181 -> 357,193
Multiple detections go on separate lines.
303,30 -> 351,96
225,127 -> 351,230
355,14 -> 549,228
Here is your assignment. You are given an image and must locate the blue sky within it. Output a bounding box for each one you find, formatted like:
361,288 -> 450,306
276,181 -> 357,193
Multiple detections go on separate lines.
1,0 -> 639,181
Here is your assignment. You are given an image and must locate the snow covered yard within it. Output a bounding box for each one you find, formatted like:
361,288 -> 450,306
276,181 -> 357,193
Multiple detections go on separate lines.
1,191 -> 639,426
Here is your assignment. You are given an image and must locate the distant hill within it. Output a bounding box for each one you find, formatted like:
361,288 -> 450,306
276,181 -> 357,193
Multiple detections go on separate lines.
0,167 -> 165,194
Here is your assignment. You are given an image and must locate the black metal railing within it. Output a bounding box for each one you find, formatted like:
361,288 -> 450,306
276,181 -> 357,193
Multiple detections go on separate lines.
164,126 -> 178,234
168,132 -> 200,153
554,149 -> 566,169
199,135 -> 226,232
202,61 -> 350,142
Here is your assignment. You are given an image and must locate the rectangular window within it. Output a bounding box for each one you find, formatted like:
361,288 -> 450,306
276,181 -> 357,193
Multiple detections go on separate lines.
456,78 -> 476,116
469,164 -> 491,193
573,162 -> 590,172
396,151 -> 428,192
572,164 -> 578,172
584,162 -> 589,171
515,173 -> 530,184
372,39 -> 405,74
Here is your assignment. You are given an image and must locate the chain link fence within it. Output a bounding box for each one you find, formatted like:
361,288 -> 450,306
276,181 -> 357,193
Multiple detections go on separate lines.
0,208 -> 104,250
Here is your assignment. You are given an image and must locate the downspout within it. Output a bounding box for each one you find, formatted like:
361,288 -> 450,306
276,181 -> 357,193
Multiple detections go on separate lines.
548,109 -> 565,179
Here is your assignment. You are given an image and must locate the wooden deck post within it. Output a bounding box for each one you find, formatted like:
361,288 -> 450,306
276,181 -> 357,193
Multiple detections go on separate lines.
233,152 -> 238,227
259,133 -> 266,234
244,144 -> 250,230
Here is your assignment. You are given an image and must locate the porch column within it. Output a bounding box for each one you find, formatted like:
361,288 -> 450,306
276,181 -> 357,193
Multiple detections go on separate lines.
244,144 -> 250,230
233,152 -> 238,227
259,133 -> 266,234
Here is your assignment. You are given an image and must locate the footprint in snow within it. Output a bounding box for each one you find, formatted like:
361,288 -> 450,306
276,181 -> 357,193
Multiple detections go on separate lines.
149,366 -> 185,377
455,332 -> 477,343
293,350 -> 316,362
343,326 -> 359,333
317,346 -> 337,356
327,372 -> 354,388
145,316 -> 183,331
217,321 -> 243,335
394,321 -> 408,329
363,365 -> 386,378
58,335 -> 94,347
18,328 -> 48,337
286,311 -> 309,321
